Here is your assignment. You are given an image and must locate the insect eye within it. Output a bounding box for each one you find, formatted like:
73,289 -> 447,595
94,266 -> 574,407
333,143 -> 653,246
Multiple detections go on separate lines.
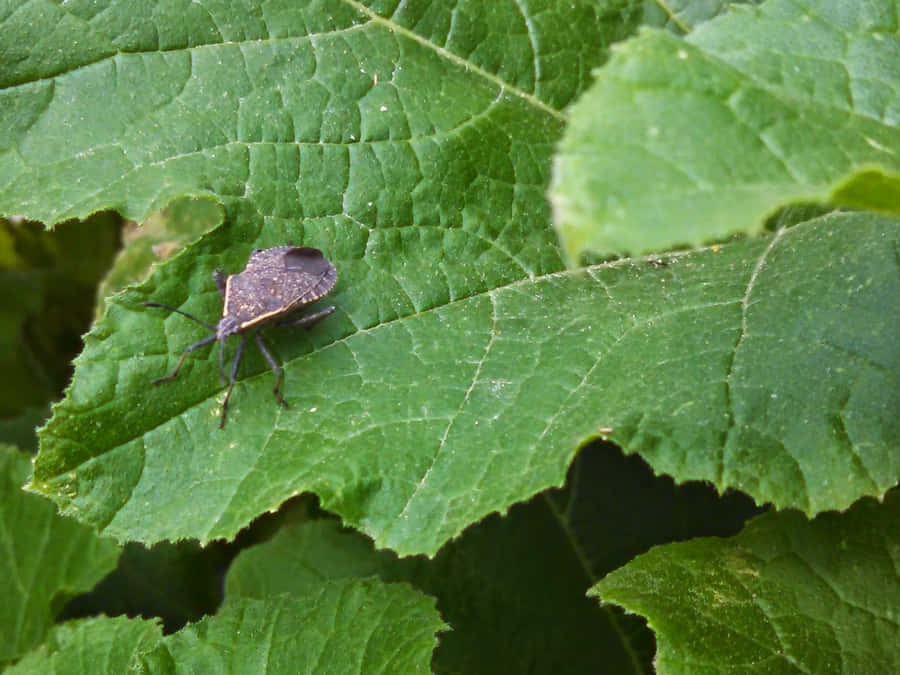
251,248 -> 262,254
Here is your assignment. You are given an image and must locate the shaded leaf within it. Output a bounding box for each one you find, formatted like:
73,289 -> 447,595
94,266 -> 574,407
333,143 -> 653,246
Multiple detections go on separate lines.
165,583 -> 444,674
60,539 -> 230,634
7,616 -> 163,675
226,499 -> 651,674
11,583 -> 444,674
642,0 -> 765,34
553,0 -> 900,259
0,446 -> 120,667
551,441 -> 763,578
225,441 -> 764,672
593,491 -> 900,673
0,215 -> 121,447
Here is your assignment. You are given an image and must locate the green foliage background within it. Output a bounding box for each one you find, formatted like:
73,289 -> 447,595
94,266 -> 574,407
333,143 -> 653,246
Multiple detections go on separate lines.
1,0 -> 897,672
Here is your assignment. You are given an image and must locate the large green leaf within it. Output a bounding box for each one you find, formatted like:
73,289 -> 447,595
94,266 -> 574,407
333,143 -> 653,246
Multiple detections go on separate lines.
33,212 -> 898,556
593,491 -> 900,673
553,0 -> 900,259
9,582 -> 443,673
0,446 -> 119,667
7,1 -> 897,557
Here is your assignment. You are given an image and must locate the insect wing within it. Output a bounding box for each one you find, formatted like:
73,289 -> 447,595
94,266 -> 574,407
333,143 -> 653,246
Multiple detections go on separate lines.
282,247 -> 337,308
224,247 -> 336,327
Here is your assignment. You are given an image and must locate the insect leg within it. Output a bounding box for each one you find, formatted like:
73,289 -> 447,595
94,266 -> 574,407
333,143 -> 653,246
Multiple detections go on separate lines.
218,332 -> 226,386
220,334 -> 246,429
279,305 -> 335,329
254,331 -> 288,409
212,271 -> 227,298
152,333 -> 218,385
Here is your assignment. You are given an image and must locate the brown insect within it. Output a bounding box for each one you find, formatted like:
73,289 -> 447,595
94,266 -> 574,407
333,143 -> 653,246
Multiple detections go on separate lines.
144,246 -> 337,427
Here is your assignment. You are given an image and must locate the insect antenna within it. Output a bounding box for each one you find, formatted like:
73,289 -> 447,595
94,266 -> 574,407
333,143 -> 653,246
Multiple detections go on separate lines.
142,302 -> 216,332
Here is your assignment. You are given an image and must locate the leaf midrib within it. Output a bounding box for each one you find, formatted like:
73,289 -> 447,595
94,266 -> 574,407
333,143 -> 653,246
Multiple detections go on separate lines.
342,0 -> 567,122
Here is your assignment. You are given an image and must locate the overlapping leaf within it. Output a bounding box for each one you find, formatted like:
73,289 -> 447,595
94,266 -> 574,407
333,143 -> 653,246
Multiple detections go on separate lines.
0,447 -> 119,667
223,443 -> 763,673
552,0 -> 900,259
95,196 -> 224,316
9,581 -> 443,673
593,492 -> 900,673
225,509 -> 651,673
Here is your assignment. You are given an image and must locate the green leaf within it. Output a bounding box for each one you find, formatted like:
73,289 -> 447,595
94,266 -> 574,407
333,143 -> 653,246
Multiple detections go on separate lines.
33,212 -> 898,554
0,446 -> 120,667
7,616 -> 163,675
10,584 -> 445,674
552,0 -> 900,259
160,584 -> 444,674
0,0 -> 626,228
593,492 -> 900,673
10,1 -> 896,559
225,520 -> 388,599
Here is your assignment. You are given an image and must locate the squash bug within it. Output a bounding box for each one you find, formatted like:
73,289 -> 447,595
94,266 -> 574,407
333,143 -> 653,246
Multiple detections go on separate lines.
143,246 -> 337,428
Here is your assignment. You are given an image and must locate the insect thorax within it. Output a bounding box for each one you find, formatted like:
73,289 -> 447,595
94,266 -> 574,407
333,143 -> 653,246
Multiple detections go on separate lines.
217,315 -> 240,339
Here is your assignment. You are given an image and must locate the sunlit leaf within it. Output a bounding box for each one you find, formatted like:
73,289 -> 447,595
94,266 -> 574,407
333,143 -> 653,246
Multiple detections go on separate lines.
553,0 -> 900,258
33,213 -> 898,557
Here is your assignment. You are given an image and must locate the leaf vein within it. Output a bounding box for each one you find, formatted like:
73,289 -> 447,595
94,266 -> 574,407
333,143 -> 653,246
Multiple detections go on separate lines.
395,293 -> 498,523
720,225 -> 786,487
340,0 -> 565,121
